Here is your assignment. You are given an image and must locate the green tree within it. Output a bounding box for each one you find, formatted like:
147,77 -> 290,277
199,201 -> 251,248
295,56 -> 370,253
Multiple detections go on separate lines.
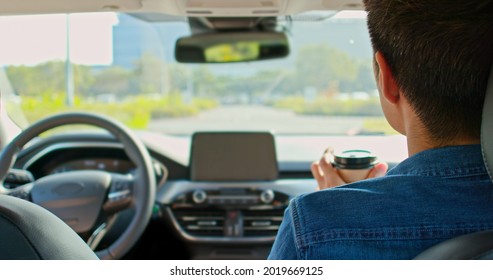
132,53 -> 167,94
192,66 -> 216,96
6,61 -> 66,96
74,64 -> 95,95
168,63 -> 189,93
354,63 -> 376,92
295,44 -> 359,93
7,61 -> 95,97
90,67 -> 131,96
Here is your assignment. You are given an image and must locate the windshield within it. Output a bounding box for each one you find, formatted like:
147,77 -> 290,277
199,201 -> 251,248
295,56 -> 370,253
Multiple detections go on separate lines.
0,11 -> 396,136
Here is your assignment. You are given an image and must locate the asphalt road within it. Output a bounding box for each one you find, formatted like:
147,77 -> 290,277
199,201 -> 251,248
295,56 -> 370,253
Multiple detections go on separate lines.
148,105 -> 366,135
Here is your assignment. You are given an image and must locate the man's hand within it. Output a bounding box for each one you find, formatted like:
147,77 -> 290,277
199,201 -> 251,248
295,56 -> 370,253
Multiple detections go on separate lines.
311,148 -> 388,190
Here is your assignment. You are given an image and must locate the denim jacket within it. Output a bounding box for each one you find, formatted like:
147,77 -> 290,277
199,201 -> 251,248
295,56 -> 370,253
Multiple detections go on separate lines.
268,145 -> 493,259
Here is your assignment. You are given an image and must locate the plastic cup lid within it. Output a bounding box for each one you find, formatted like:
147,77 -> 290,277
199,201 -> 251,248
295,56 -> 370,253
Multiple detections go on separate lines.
333,150 -> 377,169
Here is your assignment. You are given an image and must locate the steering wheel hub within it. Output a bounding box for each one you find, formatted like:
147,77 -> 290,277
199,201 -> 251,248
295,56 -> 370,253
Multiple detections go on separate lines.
31,171 -> 110,233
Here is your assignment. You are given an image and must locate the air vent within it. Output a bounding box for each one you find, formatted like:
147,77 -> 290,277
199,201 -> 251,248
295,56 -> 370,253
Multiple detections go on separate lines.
243,209 -> 285,237
187,0 -> 278,8
173,209 -> 225,237
187,11 -> 213,15
180,0 -> 286,16
252,10 -> 279,14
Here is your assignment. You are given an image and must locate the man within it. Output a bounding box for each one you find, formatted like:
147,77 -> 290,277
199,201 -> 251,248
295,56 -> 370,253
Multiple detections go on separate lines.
269,0 -> 493,259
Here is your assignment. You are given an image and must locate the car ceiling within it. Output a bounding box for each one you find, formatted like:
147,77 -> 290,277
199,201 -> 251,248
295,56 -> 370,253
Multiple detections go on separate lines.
0,0 -> 364,16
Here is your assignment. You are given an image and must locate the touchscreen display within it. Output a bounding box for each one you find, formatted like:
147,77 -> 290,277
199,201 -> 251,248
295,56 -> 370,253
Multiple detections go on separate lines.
190,132 -> 278,181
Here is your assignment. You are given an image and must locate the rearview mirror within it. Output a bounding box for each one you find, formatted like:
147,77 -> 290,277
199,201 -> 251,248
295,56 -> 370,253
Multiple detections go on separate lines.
175,32 -> 289,63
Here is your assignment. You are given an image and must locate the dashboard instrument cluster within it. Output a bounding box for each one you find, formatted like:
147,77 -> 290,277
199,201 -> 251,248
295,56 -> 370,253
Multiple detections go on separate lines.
22,143 -> 166,185
49,158 -> 135,175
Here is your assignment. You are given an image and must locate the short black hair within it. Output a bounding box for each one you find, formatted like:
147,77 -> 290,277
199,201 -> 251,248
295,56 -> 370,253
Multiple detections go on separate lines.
364,0 -> 493,143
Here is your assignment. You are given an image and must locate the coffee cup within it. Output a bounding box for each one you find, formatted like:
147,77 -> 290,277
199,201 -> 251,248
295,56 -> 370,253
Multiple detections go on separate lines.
332,150 -> 378,183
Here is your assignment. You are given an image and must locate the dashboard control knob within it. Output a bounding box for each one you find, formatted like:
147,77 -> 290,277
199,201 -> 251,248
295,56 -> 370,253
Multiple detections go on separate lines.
192,190 -> 207,204
260,190 -> 275,204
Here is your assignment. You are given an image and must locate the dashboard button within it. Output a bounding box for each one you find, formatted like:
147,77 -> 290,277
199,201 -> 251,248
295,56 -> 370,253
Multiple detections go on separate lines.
192,190 -> 207,204
260,190 -> 275,204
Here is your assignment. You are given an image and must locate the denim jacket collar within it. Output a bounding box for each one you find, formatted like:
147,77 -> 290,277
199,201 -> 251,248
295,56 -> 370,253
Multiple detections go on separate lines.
387,144 -> 486,177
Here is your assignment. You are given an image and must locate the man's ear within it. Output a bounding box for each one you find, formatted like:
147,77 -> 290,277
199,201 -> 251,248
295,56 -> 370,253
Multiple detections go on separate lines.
375,51 -> 400,104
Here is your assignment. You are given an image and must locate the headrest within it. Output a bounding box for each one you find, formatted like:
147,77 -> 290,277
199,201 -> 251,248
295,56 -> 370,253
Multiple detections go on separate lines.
481,66 -> 493,181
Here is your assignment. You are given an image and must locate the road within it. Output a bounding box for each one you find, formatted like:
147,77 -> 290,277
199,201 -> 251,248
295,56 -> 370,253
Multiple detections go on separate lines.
148,105 -> 367,135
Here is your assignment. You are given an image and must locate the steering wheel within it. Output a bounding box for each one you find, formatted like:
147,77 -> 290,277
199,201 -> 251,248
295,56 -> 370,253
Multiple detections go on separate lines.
0,112 -> 156,260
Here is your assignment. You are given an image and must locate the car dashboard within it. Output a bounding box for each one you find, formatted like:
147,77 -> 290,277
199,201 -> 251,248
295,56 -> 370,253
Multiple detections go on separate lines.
10,131 -> 406,260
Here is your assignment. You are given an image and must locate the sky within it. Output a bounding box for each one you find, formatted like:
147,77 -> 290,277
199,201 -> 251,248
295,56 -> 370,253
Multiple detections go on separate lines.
0,12 -> 118,66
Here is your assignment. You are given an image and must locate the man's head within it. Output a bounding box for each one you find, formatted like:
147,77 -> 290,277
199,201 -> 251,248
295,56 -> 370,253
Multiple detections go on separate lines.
364,0 -> 493,145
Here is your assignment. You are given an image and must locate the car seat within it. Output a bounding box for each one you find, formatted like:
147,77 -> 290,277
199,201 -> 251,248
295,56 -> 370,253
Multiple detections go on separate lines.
414,66 -> 493,259
0,187 -> 98,259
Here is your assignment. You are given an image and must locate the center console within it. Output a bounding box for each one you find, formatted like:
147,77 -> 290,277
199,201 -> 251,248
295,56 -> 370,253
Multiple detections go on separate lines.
166,185 -> 290,242
157,179 -> 314,259
157,132 -> 308,259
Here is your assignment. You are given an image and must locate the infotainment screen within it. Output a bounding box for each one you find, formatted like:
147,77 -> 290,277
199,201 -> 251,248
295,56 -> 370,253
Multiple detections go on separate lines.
190,132 -> 278,181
